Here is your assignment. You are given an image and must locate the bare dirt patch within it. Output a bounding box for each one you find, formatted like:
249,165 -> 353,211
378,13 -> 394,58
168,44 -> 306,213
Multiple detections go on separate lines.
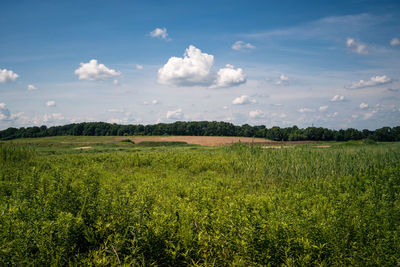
314,145 -> 331,148
131,136 -> 270,146
73,146 -> 92,150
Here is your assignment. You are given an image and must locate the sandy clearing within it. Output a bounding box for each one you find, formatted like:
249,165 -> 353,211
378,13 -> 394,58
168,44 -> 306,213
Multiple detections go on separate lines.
131,136 -> 270,146
74,146 -> 92,149
314,145 -> 331,148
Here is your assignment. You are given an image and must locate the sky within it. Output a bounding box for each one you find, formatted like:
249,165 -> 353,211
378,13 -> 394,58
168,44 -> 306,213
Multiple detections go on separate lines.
1,0 -> 400,130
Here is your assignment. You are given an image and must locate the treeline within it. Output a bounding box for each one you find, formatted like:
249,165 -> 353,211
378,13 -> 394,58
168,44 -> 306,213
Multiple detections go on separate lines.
1,121 -> 400,142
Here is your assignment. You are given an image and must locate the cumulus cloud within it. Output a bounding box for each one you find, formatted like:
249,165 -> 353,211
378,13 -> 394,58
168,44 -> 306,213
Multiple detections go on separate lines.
150,27 -> 169,40
0,103 -> 23,121
0,103 -> 11,121
113,79 -> 119,86
232,95 -> 256,105
158,45 -> 214,87
359,102 -> 369,109
249,110 -> 264,118
232,41 -> 255,51
46,100 -> 56,107
27,84 -> 37,91
211,64 -> 246,88
327,112 -> 339,118
158,45 -> 246,88
42,113 -> 64,123
346,37 -> 368,55
330,95 -> 345,102
390,38 -> 400,46
166,108 -> 183,120
136,64 -> 143,70
363,110 -> 377,120
347,75 -> 391,89
74,59 -> 121,81
276,74 -> 289,85
319,105 -> 328,111
0,69 -> 19,83
298,108 -> 315,113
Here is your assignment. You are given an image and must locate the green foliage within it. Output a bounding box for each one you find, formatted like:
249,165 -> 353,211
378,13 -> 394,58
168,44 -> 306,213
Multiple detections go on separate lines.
0,142 -> 400,265
1,121 -> 400,142
120,139 -> 135,144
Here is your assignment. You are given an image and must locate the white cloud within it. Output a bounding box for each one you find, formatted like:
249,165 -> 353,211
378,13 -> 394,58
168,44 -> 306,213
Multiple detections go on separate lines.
152,99 -> 159,105
158,45 -> 214,87
346,37 -> 368,55
390,38 -> 400,46
0,69 -> 19,83
108,108 -> 124,113
359,102 -> 369,109
211,64 -> 246,88
319,105 -> 328,111
0,103 -> 23,121
232,41 -> 255,51
276,74 -> 289,85
222,106 -> 228,110
74,59 -> 120,81
330,95 -> 345,102
113,79 -> 119,86
166,108 -> 183,120
27,84 -> 37,91
363,110 -> 377,120
150,27 -> 169,40
249,110 -> 264,118
43,113 -> 64,122
28,113 -> 66,125
298,108 -> 315,113
136,64 -> 143,70
46,100 -> 56,107
0,103 -> 11,121
158,45 -> 246,88
232,95 -> 256,105
327,112 -> 338,118
347,75 -> 391,89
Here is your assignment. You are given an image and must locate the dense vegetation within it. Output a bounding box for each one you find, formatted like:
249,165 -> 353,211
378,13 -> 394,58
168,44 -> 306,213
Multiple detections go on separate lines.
1,121 -> 400,141
1,141 -> 399,265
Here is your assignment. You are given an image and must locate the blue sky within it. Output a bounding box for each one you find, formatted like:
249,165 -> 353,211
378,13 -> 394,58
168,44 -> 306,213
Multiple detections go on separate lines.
1,0 -> 400,130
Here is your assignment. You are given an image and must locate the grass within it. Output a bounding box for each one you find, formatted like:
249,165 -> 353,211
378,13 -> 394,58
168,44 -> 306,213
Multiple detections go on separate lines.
0,137 -> 399,265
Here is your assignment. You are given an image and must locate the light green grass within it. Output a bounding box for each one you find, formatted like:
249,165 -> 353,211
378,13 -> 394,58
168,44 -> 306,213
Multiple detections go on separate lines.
0,140 -> 399,265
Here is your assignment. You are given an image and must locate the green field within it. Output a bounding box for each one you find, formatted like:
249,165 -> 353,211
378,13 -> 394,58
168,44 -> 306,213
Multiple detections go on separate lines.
1,137 -> 399,266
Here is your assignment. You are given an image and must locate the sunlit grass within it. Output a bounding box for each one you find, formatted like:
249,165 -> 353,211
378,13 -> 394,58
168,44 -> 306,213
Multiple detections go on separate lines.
0,141 -> 399,265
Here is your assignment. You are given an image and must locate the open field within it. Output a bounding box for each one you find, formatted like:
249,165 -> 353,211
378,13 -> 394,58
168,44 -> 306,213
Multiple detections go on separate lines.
1,137 -> 399,265
3,135 -> 272,147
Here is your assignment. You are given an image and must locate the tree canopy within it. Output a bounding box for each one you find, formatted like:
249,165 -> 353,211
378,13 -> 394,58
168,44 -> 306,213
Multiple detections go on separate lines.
1,121 -> 399,142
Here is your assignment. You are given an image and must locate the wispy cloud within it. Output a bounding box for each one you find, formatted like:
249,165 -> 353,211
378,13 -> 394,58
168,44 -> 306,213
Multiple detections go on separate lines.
346,75 -> 391,89
232,41 -> 255,51
243,13 -> 380,41
346,38 -> 368,55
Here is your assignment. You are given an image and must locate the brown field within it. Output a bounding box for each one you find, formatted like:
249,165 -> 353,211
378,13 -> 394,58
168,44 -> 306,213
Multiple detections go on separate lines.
131,136 -> 271,146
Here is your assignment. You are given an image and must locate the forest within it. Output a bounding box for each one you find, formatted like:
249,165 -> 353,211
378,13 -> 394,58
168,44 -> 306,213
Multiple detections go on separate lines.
1,121 -> 400,142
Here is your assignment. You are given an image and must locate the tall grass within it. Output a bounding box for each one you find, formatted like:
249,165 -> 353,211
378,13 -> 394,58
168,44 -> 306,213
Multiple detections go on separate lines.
0,143 -> 399,265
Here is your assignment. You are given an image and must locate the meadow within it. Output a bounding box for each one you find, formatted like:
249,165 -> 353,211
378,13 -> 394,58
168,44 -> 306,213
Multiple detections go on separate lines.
0,137 -> 399,266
